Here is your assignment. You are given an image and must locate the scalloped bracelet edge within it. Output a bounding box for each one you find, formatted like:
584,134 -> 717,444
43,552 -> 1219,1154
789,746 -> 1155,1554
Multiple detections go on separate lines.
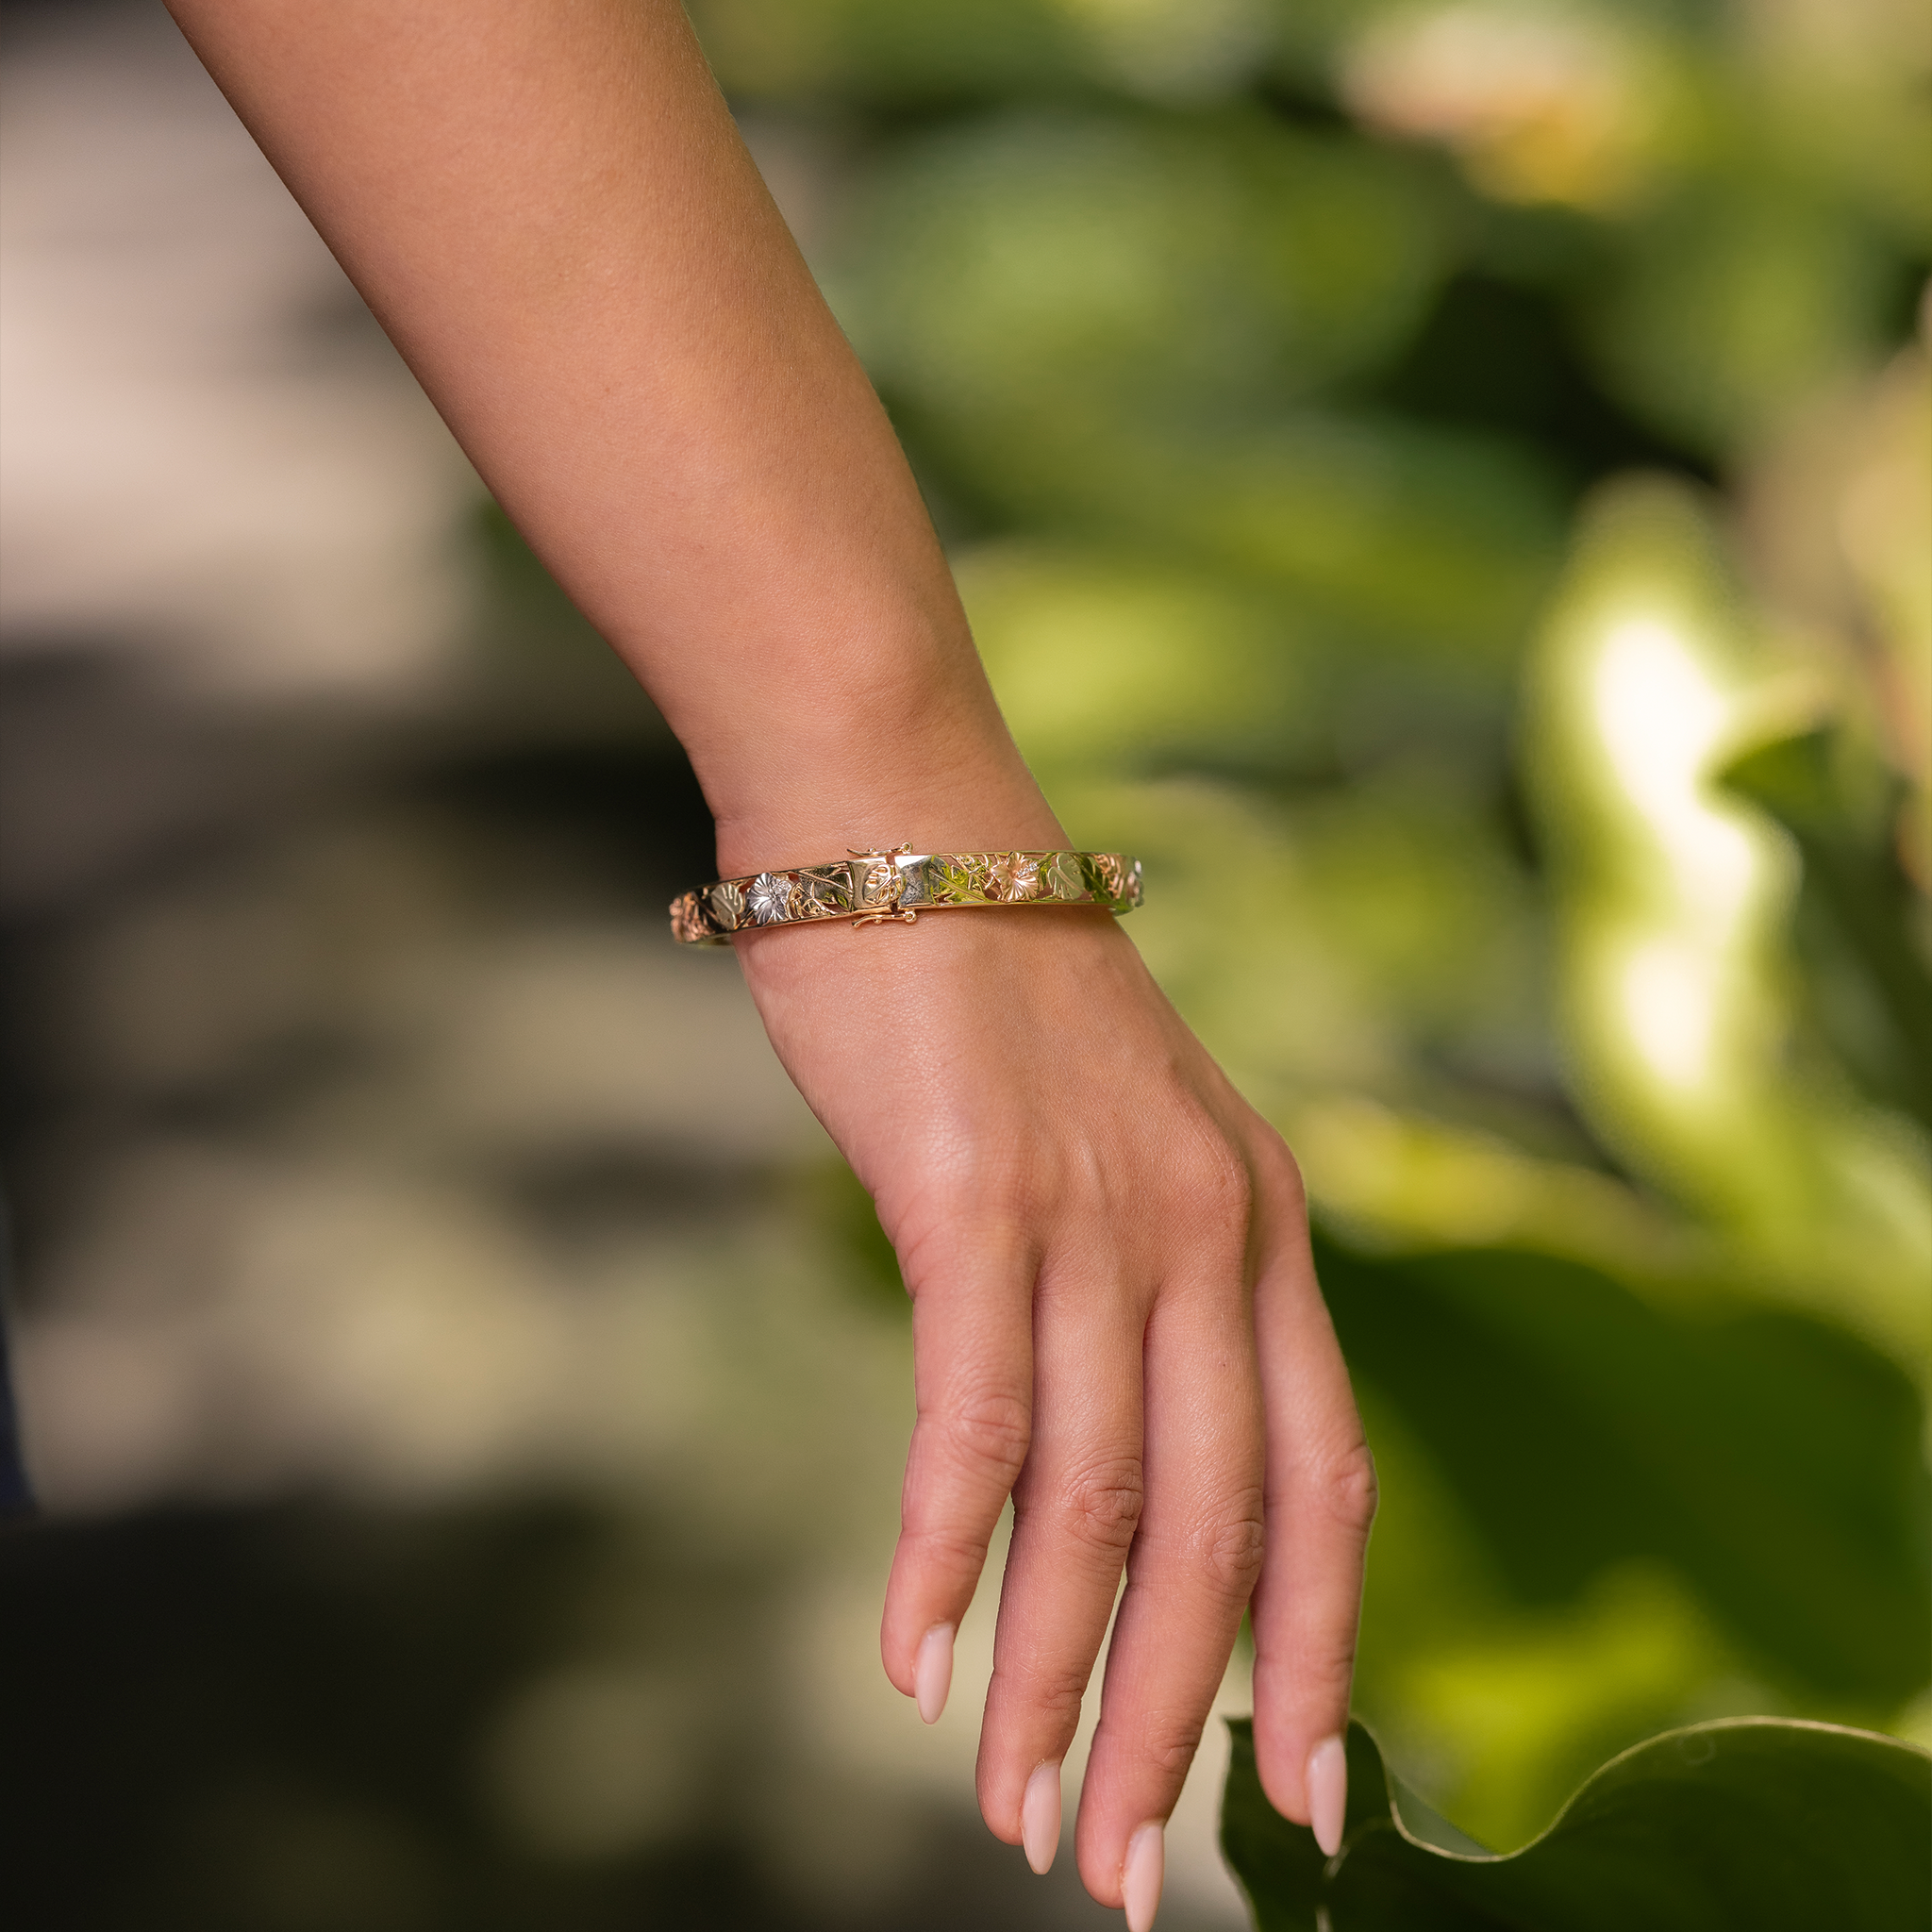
669,844 -> 1143,945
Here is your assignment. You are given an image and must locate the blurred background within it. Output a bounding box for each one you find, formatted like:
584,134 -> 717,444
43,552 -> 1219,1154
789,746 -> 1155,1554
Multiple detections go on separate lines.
1,0 -> 1925,1926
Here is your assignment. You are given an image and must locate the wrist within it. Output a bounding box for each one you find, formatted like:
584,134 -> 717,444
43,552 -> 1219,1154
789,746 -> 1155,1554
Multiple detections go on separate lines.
697,672 -> 1064,878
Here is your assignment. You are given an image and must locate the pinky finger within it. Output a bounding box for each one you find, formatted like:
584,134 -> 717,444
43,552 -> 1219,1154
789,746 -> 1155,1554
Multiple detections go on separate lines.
1246,1162 -> 1376,1854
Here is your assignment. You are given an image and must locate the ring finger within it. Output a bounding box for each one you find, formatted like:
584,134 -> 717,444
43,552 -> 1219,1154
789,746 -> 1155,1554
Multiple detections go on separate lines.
975,1259 -> 1151,1873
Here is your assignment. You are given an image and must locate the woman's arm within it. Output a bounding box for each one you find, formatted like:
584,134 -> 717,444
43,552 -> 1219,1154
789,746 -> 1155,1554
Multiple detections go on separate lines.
165,2 -> 1374,1914
168,0 -> 1043,863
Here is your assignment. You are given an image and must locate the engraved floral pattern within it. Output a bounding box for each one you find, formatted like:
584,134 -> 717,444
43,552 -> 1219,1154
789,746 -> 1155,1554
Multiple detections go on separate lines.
677,850 -> 1138,942
748,872 -> 798,924
986,852 -> 1042,901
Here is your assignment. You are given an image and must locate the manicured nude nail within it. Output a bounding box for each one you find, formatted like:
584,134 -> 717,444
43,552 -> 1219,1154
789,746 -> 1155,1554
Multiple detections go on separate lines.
1307,1733 -> 1348,1858
1122,1821 -> 1164,1932
1021,1762 -> 1061,1874
914,1623 -> 954,1724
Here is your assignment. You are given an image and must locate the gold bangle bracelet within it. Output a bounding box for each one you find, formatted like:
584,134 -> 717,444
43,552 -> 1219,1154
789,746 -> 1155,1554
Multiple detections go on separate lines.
669,844 -> 1143,945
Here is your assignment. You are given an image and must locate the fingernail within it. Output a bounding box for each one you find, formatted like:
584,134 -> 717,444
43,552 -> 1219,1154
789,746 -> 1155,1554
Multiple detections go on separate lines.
1307,1733 -> 1348,1858
1122,1821 -> 1164,1932
914,1623 -> 954,1724
1021,1761 -> 1060,1874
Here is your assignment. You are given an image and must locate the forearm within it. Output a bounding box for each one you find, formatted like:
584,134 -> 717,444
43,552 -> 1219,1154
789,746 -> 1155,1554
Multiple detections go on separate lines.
165,0 -> 1059,869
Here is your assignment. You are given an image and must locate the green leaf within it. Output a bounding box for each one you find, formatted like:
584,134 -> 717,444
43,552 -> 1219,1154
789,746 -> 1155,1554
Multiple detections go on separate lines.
1313,1233 -> 1931,1702
1222,1716 -> 1932,1932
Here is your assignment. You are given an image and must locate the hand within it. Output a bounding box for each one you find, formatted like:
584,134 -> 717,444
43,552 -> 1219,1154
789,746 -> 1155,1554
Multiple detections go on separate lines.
734,902 -> 1375,1923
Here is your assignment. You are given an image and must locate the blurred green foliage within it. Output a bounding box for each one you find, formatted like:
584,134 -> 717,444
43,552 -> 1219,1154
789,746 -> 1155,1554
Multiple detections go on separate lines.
699,0 -> 1932,1854
1723,727 -> 1932,1136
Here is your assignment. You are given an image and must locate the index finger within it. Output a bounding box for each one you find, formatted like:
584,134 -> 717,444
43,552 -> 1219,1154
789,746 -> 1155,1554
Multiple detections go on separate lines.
881,1232 -> 1037,1721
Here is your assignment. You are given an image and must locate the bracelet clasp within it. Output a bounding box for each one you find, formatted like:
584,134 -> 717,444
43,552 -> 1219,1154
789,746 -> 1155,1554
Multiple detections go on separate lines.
847,844 -> 918,928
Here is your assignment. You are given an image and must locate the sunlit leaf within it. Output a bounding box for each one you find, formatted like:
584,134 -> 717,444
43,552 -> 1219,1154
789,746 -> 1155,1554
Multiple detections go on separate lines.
1222,1715 -> 1932,1932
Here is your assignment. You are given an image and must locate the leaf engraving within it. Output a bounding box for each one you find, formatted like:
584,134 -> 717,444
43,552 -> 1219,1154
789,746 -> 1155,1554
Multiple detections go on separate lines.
797,866 -> 851,916
1044,852 -> 1089,901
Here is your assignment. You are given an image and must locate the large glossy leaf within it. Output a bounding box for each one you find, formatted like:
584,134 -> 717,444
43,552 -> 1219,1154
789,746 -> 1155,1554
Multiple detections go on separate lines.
1223,1716 -> 1931,1932
1313,1233 -> 1930,1701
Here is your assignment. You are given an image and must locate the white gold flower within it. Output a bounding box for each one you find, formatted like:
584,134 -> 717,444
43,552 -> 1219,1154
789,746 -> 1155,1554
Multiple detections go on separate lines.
748,872 -> 797,924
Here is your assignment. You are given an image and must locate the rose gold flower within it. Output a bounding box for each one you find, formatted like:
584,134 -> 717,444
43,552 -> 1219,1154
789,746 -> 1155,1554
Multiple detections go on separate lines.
987,852 -> 1041,902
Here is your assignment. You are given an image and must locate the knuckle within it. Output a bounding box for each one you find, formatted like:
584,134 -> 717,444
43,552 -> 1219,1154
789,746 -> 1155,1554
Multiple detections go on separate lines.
930,1385 -> 1032,1487
1140,1705 -> 1208,1777
1055,1455 -> 1146,1555
1298,1614 -> 1363,1698
1237,1130 -> 1307,1233
994,1662 -> 1088,1736
1174,1136 -> 1254,1227
1193,1490 -> 1267,1599
1145,1134 -> 1255,1283
1264,1141 -> 1307,1215
901,1520 -> 991,1577
1247,1117 -> 1300,1184
1319,1440 -> 1379,1540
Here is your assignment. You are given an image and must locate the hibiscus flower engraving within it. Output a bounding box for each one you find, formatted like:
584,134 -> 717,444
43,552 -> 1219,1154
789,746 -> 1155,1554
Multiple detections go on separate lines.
986,852 -> 1041,902
748,872 -> 798,924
